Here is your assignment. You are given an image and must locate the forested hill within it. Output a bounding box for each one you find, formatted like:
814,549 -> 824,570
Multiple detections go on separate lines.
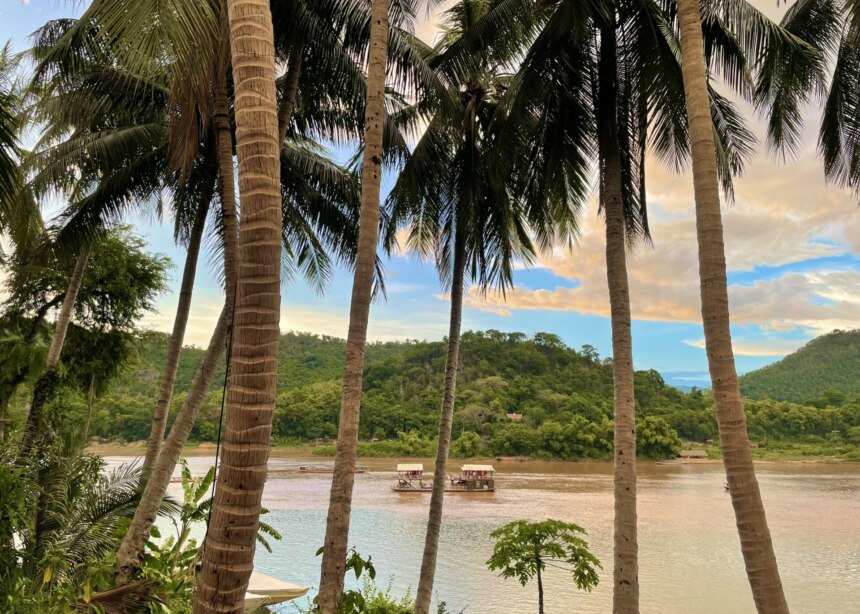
739,330 -> 860,403
81,329 -> 712,453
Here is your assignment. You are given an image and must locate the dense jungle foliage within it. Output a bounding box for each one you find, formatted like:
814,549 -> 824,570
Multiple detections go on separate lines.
8,330 -> 859,460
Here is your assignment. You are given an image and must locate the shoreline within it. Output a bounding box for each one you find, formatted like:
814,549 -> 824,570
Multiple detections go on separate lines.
85,442 -> 856,464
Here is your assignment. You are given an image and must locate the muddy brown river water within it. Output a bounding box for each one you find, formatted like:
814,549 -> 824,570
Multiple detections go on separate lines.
108,456 -> 860,613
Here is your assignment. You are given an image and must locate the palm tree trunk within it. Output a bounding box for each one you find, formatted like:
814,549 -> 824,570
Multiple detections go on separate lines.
193,0 -> 283,610
117,55 -> 244,588
317,2 -> 389,611
676,1 -> 788,611
83,373 -> 95,441
598,24 -> 639,613
414,235 -> 466,614
141,195 -> 210,480
115,307 -> 229,585
19,244 -> 91,458
277,48 -> 303,147
213,67 -> 239,310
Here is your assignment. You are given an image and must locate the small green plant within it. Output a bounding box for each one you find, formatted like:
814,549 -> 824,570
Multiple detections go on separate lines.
312,547 -> 378,613
307,548 -> 459,613
487,519 -> 600,614
140,458 -> 282,611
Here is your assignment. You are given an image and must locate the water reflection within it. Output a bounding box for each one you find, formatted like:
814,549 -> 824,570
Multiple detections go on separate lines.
106,456 -> 860,613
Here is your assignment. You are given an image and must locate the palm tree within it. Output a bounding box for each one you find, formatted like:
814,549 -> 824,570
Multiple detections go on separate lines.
0,43 -> 27,244
191,0 -> 283,608
384,4 -> 576,611
17,244 -> 91,459
20,17 -> 223,468
438,1 -> 805,609
673,0 -> 815,610
317,1 -> 392,610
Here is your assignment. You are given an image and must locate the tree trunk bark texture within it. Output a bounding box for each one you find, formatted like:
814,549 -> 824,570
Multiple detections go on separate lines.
193,0 -> 283,611
676,1 -> 789,611
317,1 -> 389,611
141,194 -> 210,480
414,236 -> 466,614
598,25 -> 640,614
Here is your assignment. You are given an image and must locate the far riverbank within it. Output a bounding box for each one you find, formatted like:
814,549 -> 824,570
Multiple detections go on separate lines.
86,441 -> 857,463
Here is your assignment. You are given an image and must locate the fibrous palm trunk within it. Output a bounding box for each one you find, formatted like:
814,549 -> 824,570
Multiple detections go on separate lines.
676,0 -> 788,611
213,61 -> 240,312
116,54 -> 243,587
277,48 -> 303,147
19,244 -> 91,458
598,25 -> 639,613
115,307 -> 229,584
141,194 -> 210,480
84,373 -> 95,440
414,235 -> 465,614
317,2 -> 389,611
193,0 -> 283,610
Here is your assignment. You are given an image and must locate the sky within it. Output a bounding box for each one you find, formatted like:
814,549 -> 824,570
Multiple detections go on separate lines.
2,0 -> 858,388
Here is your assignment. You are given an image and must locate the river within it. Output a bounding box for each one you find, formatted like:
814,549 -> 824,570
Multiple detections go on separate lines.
108,455 -> 860,613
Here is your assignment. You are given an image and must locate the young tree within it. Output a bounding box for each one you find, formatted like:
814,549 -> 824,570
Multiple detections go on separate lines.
13,229 -> 169,458
487,519 -> 601,614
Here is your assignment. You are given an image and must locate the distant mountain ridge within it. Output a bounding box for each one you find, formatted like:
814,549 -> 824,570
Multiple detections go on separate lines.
739,330 -> 860,403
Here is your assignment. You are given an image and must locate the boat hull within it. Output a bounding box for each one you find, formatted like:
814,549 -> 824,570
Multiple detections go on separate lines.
392,486 -> 494,493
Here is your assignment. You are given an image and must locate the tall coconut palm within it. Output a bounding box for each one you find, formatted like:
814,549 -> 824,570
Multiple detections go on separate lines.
22,17 -> 223,467
756,0 -> 859,195
191,0 -> 283,610
112,1 -> 425,585
317,0 -> 390,607
673,0 -> 820,610
439,0 -> 807,609
385,4 -> 576,611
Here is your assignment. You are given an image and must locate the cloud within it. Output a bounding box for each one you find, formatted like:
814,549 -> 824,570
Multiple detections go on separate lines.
682,337 -> 806,357
460,146 -> 860,345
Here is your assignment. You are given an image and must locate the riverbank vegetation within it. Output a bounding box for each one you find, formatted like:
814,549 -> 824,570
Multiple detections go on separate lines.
9,331 -> 858,461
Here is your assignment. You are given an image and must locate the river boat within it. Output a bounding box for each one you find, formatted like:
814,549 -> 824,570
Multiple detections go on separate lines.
297,465 -> 367,474
392,463 -> 496,493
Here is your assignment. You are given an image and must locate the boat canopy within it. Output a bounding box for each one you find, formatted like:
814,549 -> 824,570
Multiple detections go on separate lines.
244,571 -> 308,612
397,463 -> 424,472
462,464 -> 495,472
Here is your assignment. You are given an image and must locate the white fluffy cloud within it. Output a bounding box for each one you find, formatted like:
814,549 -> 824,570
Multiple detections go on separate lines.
461,146 -> 860,355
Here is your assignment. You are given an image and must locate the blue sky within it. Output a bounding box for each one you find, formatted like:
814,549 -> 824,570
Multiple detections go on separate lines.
4,0 -> 859,386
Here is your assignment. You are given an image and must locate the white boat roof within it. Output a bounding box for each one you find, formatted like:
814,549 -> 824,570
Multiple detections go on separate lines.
462,464 -> 495,472
244,571 -> 308,611
397,463 -> 424,471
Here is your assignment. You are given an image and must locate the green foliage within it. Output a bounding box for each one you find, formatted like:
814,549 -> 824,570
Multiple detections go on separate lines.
450,431 -> 483,457
19,328 -> 858,459
487,519 -> 600,611
66,330 -> 704,459
0,442 -> 175,613
740,330 -> 860,402
636,416 -> 683,459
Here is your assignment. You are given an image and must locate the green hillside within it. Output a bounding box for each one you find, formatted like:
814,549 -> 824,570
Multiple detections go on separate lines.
12,328 -> 858,459
71,330 -> 711,458
740,330 -> 860,403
